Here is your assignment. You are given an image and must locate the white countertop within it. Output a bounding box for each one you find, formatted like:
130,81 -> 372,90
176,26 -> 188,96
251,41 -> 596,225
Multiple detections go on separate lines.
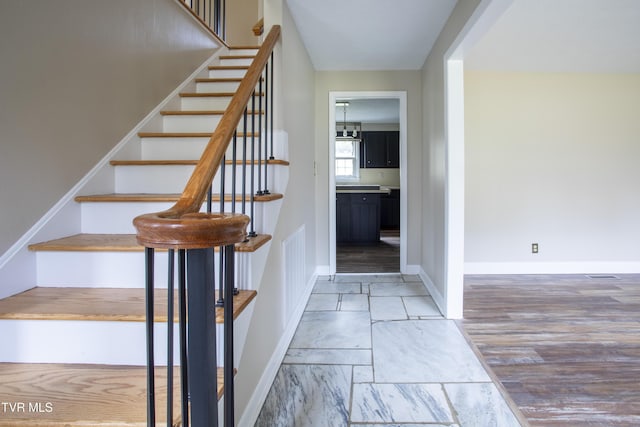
336,185 -> 395,194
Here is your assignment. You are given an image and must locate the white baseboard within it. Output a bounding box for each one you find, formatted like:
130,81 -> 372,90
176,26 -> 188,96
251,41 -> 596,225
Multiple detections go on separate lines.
238,269 -> 318,427
417,267 -> 448,318
404,264 -> 421,275
315,265 -> 331,276
465,261 -> 640,275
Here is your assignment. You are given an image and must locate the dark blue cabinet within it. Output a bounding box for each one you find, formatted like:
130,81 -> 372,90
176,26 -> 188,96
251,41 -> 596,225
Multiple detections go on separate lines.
361,131 -> 399,168
336,193 -> 381,243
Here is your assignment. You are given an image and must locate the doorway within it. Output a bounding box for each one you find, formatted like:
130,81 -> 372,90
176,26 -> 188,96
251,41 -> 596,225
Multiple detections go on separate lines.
328,91 -> 408,275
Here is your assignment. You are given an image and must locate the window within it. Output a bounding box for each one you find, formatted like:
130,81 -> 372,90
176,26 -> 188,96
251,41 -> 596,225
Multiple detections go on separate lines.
335,139 -> 359,179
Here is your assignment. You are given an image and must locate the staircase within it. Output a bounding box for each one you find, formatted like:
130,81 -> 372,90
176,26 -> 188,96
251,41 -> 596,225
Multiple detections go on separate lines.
0,32 -> 285,426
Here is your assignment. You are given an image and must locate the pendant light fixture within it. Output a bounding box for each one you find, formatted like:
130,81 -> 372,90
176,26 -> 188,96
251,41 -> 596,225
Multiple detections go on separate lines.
336,101 -> 360,138
342,103 -> 348,137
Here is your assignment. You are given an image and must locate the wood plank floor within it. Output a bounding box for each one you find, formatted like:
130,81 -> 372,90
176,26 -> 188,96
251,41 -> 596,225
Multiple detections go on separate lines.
0,363 -> 226,426
336,229 -> 399,273
461,274 -> 640,427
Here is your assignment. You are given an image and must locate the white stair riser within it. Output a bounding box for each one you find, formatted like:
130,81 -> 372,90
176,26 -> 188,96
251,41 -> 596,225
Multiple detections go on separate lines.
209,68 -> 247,79
181,96 -> 231,110
219,57 -> 253,67
162,114 -> 263,133
141,136 -> 209,160
140,134 -> 278,161
36,251 -> 161,287
35,248 -> 262,288
0,319 -> 178,365
196,81 -> 240,93
227,49 -> 258,56
0,308 -> 253,366
217,302 -> 253,368
113,164 -> 283,195
80,199 -> 271,234
81,201 -> 172,234
115,165 -> 191,193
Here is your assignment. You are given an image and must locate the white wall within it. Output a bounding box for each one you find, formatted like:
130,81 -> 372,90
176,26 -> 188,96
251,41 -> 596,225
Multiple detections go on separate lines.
465,71 -> 640,273
421,0 -> 483,318
226,0 -> 260,45
0,0 -> 220,256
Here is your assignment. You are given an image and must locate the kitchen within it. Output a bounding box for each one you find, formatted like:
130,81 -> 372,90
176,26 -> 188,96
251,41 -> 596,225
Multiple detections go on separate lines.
334,98 -> 401,273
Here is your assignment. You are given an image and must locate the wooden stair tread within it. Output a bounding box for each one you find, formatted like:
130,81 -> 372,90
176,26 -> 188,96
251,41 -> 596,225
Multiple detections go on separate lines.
28,233 -> 272,253
109,159 -> 287,166
138,131 -> 259,138
228,45 -> 260,50
179,92 -> 235,98
219,55 -> 255,60
195,77 -> 243,83
111,159 -> 198,166
208,65 -> 249,70
0,363 -> 225,426
159,109 -> 263,116
179,92 -> 264,98
0,363 -> 183,426
0,287 -> 257,323
75,192 -> 284,203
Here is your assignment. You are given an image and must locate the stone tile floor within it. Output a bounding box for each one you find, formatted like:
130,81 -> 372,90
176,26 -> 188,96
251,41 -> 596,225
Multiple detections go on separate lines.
256,274 -> 523,426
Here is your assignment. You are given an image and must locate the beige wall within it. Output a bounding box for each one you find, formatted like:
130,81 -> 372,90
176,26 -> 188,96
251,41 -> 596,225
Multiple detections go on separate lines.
226,0 -> 261,45
235,1 -> 317,419
465,71 -> 640,271
0,0 -> 219,255
421,0 -> 482,306
314,71 -> 423,268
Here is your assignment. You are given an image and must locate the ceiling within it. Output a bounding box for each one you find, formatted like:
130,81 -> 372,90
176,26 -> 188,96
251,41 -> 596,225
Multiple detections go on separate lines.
286,0 -> 458,70
293,0 -> 640,123
465,0 -> 640,73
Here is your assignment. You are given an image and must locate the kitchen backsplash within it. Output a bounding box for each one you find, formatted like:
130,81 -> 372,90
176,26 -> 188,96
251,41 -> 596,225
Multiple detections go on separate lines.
337,168 -> 400,187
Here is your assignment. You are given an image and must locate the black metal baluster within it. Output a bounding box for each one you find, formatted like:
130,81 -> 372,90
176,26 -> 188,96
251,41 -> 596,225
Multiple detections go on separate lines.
256,77 -> 263,196
263,62 -> 270,195
186,248 -> 218,426
232,132 -> 238,214
220,155 -> 226,214
221,0 -> 226,41
214,0 -> 221,36
248,91 -> 257,237
242,107 -> 248,217
145,248 -> 156,427
178,249 -> 189,427
269,52 -> 275,160
223,244 -> 235,426
166,249 -> 175,427
217,154 -> 226,307
207,183 -> 213,214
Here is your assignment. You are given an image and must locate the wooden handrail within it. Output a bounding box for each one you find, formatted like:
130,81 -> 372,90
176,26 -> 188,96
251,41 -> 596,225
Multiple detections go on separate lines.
252,18 -> 264,36
133,25 -> 281,249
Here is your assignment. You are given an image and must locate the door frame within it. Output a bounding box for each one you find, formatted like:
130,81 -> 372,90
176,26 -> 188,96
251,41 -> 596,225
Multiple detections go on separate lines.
329,91 -> 408,275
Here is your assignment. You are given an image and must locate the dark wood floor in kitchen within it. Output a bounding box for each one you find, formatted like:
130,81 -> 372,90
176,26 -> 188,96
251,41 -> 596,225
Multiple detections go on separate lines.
461,274 -> 640,427
336,229 -> 399,273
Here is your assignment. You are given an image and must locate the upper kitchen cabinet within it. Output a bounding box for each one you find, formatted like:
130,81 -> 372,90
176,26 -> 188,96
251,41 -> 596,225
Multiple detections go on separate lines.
360,131 -> 399,168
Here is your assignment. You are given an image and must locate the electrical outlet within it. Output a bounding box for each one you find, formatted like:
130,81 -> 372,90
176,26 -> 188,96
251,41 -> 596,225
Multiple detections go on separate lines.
532,243 -> 539,254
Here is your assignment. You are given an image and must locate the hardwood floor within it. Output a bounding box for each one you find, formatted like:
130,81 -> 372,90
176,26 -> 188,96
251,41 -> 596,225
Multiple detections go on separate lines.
461,274 -> 640,427
336,229 -> 399,273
